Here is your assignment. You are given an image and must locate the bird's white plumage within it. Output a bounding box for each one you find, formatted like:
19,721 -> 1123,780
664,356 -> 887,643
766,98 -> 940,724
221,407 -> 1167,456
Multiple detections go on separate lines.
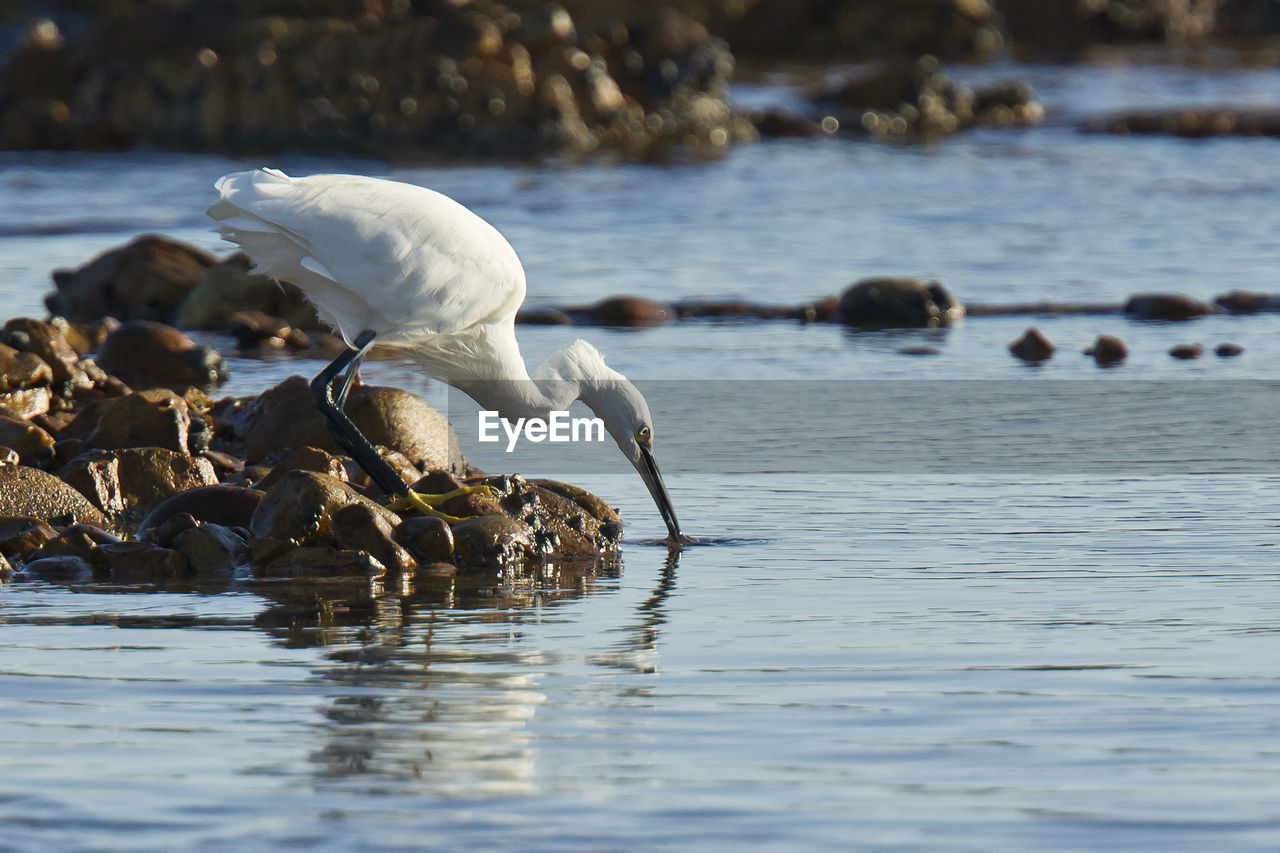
209,168 -> 526,346
207,168 -> 683,540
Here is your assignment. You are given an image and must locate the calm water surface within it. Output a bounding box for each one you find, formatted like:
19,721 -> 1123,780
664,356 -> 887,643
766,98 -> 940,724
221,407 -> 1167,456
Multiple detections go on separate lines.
2,65 -> 1280,850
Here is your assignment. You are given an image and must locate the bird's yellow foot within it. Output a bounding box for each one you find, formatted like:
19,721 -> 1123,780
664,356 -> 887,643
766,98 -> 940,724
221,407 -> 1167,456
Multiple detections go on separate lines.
386,484 -> 500,522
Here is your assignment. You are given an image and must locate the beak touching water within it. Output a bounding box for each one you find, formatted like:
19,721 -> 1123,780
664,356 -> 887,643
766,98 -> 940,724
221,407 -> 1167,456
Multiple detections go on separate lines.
635,443 -> 683,545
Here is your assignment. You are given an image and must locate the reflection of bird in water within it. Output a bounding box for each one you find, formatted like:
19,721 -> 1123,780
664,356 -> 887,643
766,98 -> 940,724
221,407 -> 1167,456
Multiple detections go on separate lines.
209,168 -> 684,544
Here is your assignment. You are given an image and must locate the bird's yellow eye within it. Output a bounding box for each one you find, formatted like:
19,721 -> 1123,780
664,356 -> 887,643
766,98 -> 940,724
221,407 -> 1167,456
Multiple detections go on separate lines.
636,425 -> 652,444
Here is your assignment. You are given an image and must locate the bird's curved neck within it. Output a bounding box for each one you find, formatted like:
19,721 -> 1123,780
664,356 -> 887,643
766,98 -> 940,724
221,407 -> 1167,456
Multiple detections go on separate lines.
429,322 -> 580,420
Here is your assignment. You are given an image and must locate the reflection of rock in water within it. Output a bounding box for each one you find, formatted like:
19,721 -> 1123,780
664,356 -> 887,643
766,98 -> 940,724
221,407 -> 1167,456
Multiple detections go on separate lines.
251,554 -> 623,649
248,552 -> 629,792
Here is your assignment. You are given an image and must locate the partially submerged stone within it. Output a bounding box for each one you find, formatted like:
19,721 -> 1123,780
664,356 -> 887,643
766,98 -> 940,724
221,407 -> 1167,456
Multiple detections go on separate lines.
1009,328 -> 1055,362
839,278 -> 964,329
1124,293 -> 1215,321
1087,335 -> 1128,366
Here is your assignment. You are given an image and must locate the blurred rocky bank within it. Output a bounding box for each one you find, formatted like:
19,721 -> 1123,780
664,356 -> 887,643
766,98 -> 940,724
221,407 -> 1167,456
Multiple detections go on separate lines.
1,0 -> 1278,159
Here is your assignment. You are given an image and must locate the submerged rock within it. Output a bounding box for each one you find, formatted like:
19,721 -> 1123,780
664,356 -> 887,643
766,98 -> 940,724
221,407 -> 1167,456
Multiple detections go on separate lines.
1215,343 -> 1245,358
1169,343 -> 1205,360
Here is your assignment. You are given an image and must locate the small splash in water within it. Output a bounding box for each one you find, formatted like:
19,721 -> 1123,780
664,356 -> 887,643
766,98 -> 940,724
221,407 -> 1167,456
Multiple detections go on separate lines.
631,535 -> 772,548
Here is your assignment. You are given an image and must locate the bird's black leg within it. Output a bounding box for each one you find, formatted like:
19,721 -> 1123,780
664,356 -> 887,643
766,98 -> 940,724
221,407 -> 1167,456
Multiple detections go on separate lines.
333,349 -> 365,410
310,329 -> 408,497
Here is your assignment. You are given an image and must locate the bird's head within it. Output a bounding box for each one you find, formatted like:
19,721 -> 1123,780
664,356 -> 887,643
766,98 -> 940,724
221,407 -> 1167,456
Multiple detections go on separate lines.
578,375 -> 683,545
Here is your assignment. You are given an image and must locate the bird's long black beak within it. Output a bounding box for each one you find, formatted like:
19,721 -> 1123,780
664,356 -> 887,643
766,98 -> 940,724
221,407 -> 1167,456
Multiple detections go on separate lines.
636,443 -> 683,545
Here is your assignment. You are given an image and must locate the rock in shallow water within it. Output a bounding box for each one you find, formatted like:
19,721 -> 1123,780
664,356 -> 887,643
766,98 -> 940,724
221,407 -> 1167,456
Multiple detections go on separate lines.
1009,328 -> 1055,362
838,278 -> 963,329
95,321 -> 226,389
46,235 -> 214,324
1124,293 -> 1215,321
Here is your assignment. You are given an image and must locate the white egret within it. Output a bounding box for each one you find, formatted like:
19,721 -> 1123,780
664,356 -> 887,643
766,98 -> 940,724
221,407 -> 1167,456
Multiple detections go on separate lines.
208,168 -> 683,543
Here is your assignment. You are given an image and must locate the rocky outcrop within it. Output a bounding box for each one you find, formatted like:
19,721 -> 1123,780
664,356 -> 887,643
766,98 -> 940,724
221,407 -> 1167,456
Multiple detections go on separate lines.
0,2 -> 749,160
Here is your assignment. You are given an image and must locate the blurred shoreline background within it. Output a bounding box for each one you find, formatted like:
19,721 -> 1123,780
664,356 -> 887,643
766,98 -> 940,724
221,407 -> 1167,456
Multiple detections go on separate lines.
1,0 -> 1278,163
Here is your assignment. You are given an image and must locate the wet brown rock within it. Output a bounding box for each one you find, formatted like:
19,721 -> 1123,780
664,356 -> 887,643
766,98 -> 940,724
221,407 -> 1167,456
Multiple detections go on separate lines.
1215,343 -> 1245,358
898,346 -> 941,356
228,310 -> 309,350
450,514 -> 537,568
95,321 -> 227,389
1124,293 -> 1215,320
0,410 -> 54,464
1213,291 -> 1280,314
61,448 -> 218,520
173,523 -> 249,578
137,485 -> 263,534
1170,343 -> 1205,360
46,235 -> 214,324
1087,335 -> 1128,366
0,318 -> 81,386
0,516 -> 58,558
52,318 -> 113,356
178,255 -> 321,332
529,478 -> 622,532
0,387 -> 53,420
0,344 -> 54,392
99,541 -> 189,584
1009,328 -> 1055,362
672,300 -> 796,320
332,502 -> 417,574
249,470 -> 396,546
0,465 -> 105,526
33,524 -> 120,564
61,388 -> 210,454
252,543 -> 384,580
839,278 -> 963,329
573,297 -> 675,327
255,446 -> 349,492
18,554 -> 96,583
394,515 -> 455,563
0,447 -> 18,466
232,376 -> 462,473
803,296 -> 841,323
